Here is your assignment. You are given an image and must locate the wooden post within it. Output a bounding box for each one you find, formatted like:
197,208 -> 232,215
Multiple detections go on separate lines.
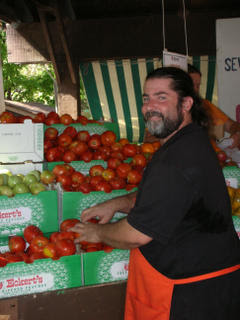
0,49 -> 5,113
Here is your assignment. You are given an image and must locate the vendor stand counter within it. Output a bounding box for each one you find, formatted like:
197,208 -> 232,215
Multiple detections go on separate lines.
0,280 -> 127,320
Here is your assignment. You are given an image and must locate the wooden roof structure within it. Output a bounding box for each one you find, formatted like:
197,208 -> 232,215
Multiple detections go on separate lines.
0,0 -> 239,118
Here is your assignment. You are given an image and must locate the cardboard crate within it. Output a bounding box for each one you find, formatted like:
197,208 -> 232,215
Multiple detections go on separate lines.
0,190 -> 58,238
0,236 -> 9,253
0,254 -> 82,299
223,166 -> 240,188
44,122 -> 119,139
59,188 -> 136,222
82,249 -> 129,286
0,120 -> 44,175
233,215 -> 240,239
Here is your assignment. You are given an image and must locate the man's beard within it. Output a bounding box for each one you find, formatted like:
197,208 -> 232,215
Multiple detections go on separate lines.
144,102 -> 184,139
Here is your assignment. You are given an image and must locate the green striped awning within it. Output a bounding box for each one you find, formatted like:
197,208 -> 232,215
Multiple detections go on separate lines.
80,56 -> 217,142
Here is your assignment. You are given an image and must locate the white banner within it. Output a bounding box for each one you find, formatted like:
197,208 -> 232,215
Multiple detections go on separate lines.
216,18 -> 240,120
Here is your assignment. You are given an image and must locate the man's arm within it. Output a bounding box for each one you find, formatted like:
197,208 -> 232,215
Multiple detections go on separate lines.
71,218 -> 152,250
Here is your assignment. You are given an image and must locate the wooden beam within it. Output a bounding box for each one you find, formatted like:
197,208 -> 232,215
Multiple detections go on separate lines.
37,8 -> 61,85
54,5 -> 77,84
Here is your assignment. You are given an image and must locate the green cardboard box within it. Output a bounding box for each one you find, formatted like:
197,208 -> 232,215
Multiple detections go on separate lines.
0,190 -> 58,238
0,254 -> 82,299
223,166 -> 240,188
45,159 -> 107,174
82,249 -> 129,286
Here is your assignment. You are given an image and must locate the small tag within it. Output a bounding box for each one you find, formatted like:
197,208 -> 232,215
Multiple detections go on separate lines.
225,178 -> 238,188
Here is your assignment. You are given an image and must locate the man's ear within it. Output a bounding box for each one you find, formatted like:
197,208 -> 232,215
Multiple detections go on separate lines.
182,97 -> 193,112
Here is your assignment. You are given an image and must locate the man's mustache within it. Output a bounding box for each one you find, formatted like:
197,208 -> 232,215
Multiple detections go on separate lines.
144,111 -> 163,121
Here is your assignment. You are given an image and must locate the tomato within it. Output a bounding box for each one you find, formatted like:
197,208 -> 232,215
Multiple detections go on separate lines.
116,163 -> 132,179
88,218 -> 99,224
93,150 -> 105,160
63,163 -> 75,175
45,117 -> 59,125
69,141 -> 88,156
8,236 -> 26,253
71,171 -> 85,186
76,115 -> 88,125
43,242 -> 58,259
24,225 -> 43,243
132,154 -> 147,168
55,239 -> 76,257
60,218 -> 80,232
50,231 -> 61,243
63,150 -> 77,163
29,235 -> 49,254
44,127 -> 58,141
57,174 -> 72,187
109,177 -> 126,190
99,146 -> 111,159
81,150 -> 94,162
45,147 -> 62,162
89,165 -> 105,177
63,126 -> 78,139
152,141 -> 161,151
57,231 -> 76,241
127,169 -> 142,185
111,142 -> 123,152
101,131 -> 117,146
89,175 -> 104,189
119,138 -> 129,146
40,170 -> 56,184
77,130 -> 90,142
33,112 -> 46,123
141,143 -> 155,154
44,139 -> 54,153
0,254 -> 9,267
102,168 -> 116,181
27,252 -> 45,263
3,252 -> 23,263
57,133 -> 72,147
95,181 -> 112,193
125,184 -> 137,191
88,134 -> 102,150
47,111 -> 60,120
107,157 -> 122,170
77,182 -> 92,193
0,111 -> 17,123
60,114 -> 73,125
217,150 -> 227,163
122,144 -> 138,158
102,244 -> 114,253
110,151 -> 125,161
53,164 -> 69,177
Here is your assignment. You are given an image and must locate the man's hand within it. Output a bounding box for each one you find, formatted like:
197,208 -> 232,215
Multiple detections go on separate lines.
70,222 -> 101,244
81,201 -> 117,224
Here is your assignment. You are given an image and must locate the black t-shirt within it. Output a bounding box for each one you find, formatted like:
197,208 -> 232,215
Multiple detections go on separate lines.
127,123 -> 240,279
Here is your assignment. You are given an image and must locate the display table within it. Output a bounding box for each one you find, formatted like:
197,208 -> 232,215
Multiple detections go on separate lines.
0,281 -> 127,320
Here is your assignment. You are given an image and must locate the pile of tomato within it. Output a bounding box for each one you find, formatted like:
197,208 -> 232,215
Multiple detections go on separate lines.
0,110 -> 99,126
0,218 -> 113,267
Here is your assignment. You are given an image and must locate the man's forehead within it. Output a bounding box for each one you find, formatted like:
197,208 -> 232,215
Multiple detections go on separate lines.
144,77 -> 173,92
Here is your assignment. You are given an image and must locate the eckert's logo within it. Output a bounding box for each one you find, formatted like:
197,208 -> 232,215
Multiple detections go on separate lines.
0,273 -> 54,298
110,261 -> 129,280
0,207 -> 32,225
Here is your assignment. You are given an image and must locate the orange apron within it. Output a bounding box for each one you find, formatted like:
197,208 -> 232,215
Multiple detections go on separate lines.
124,248 -> 240,320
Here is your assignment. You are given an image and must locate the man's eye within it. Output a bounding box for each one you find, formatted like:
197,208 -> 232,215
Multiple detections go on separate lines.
143,97 -> 149,103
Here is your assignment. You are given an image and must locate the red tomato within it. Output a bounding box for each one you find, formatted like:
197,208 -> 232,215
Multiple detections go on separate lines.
47,111 -> 60,120
44,139 -> 54,153
132,154 -> 147,168
45,147 -> 62,162
141,143 -> 155,154
43,242 -> 58,259
122,144 -> 138,158
109,177 -> 126,190
50,232 -> 61,243
102,168 -> 116,181
63,163 -> 75,175
0,253 -> 9,267
102,244 -> 114,253
88,218 -> 99,224
77,130 -> 90,142
107,157 -> 122,170
81,150 -> 94,162
119,138 -> 129,146
76,115 -> 88,125
8,236 -> 26,253
69,141 -> 88,156
44,127 -> 58,141
101,131 -> 117,146
53,164 -> 69,177
57,231 -> 76,241
29,236 -> 49,254
3,252 -> 23,263
0,111 -> 17,123
89,165 -> 105,177
60,114 -> 73,125
27,252 -> 45,263
125,184 -> 137,191
95,181 -> 112,193
116,163 -> 132,179
71,171 -> 85,186
45,117 -> 59,125
77,182 -> 92,193
152,141 -> 161,151
111,142 -> 123,152
57,174 -> 72,187
93,150 -> 106,160
55,239 -> 76,257
88,134 -> 102,150
57,133 -> 72,147
33,112 -> 46,123
40,170 -> 56,184
110,151 -> 125,161
60,218 -> 80,232
24,225 -> 43,243
99,146 -> 111,159
62,150 -> 77,163
89,175 -> 104,189
127,169 -> 142,185
63,126 -> 78,139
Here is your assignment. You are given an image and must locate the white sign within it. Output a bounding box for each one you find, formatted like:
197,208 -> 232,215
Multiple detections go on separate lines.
216,18 -> 240,120
162,51 -> 188,71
